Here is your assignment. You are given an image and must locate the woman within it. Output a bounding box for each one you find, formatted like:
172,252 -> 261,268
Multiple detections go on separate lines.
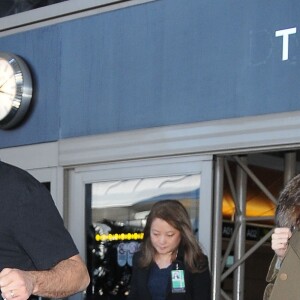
128,200 -> 211,300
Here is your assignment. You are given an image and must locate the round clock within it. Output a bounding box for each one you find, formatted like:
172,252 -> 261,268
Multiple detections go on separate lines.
0,52 -> 33,129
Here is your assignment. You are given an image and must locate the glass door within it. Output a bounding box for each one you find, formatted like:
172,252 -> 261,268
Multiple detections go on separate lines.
67,155 -> 213,300
86,174 -> 201,299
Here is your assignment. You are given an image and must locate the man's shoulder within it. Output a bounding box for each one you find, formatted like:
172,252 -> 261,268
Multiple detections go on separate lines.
0,161 -> 35,179
0,161 -> 41,190
0,161 -> 25,175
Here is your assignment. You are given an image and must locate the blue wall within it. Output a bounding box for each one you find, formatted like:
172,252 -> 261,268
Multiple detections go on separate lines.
0,0 -> 299,148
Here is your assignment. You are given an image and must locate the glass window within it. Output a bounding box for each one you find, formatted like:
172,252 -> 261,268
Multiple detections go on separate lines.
42,181 -> 51,191
0,0 -> 157,33
85,174 -> 201,299
0,0 -> 67,18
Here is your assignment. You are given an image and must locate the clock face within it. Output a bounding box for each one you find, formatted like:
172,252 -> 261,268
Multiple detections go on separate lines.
0,58 -> 17,121
0,52 -> 32,129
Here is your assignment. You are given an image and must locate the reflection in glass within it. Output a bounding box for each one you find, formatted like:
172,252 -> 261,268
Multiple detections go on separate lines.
0,0 -> 67,18
85,174 -> 201,299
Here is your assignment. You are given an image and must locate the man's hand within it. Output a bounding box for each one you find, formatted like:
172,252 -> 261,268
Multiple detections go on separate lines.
0,255 -> 90,300
0,268 -> 34,300
271,227 -> 292,260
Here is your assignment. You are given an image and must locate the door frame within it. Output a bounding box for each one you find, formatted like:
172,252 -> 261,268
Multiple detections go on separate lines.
67,154 -> 214,261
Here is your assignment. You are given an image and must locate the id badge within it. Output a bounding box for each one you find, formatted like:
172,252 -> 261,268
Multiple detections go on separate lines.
171,269 -> 186,293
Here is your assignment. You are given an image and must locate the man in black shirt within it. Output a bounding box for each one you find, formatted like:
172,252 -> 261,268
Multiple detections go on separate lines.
0,161 -> 90,300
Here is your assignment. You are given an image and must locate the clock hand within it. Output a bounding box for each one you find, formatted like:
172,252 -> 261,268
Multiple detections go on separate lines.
0,90 -> 14,97
0,74 -> 14,89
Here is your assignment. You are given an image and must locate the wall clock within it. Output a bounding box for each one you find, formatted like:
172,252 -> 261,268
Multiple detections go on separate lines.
0,51 -> 33,129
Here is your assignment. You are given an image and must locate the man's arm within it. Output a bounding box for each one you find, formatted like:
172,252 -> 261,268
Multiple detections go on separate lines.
0,254 -> 90,300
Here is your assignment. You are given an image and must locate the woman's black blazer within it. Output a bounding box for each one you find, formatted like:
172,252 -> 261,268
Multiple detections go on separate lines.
127,251 -> 211,300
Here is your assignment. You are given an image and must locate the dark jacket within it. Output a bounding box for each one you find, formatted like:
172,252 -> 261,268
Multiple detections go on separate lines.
264,230 -> 300,300
128,251 -> 211,300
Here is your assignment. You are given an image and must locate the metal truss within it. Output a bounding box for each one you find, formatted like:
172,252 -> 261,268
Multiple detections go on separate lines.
212,152 -> 297,300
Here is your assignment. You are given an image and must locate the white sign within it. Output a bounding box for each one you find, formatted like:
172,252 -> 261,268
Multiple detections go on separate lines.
275,27 -> 297,61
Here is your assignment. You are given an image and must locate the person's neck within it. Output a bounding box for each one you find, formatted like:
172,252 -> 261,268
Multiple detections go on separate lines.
155,253 -> 173,269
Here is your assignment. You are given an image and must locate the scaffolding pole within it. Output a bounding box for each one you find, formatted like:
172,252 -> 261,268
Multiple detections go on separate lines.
233,156 -> 247,300
212,156 -> 224,300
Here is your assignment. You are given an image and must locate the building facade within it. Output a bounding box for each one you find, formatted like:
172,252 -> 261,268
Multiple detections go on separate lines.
1,1 -> 300,299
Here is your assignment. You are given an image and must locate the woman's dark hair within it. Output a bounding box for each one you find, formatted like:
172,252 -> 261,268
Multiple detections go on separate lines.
138,199 -> 207,273
276,173 -> 300,230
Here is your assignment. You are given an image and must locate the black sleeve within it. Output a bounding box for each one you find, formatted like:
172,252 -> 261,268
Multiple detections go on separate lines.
12,178 -> 78,270
191,267 -> 211,300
